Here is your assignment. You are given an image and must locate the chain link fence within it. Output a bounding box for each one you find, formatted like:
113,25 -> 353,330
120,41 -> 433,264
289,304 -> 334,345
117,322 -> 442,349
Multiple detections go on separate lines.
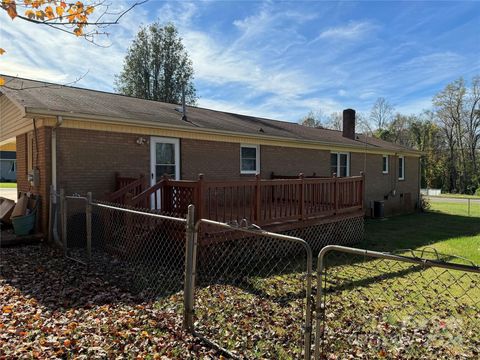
426,196 -> 480,217
89,202 -> 187,299
188,219 -> 313,359
314,246 -> 480,359
51,188 -> 480,359
281,215 -> 364,253
53,190 -> 189,300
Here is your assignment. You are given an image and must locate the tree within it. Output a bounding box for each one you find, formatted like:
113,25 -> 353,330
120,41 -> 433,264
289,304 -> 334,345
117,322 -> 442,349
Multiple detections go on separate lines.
115,22 -> 197,105
326,112 -> 342,131
299,111 -> 324,128
0,0 -> 146,85
432,76 -> 480,194
369,97 -> 394,130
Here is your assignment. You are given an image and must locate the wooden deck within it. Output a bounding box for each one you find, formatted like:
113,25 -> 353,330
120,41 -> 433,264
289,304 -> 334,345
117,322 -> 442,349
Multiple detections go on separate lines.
108,173 -> 365,229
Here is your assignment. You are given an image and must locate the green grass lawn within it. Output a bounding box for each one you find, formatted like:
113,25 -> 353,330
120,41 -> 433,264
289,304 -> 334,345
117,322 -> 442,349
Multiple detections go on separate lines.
428,200 -> 480,217
318,204 -> 480,358
360,202 -> 480,264
0,182 -> 17,188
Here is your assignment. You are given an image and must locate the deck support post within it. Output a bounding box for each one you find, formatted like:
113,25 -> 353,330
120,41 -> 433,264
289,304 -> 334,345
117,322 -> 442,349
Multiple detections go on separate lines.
254,174 -> 261,224
196,174 -> 205,221
299,173 -> 305,221
360,171 -> 366,212
333,173 -> 338,215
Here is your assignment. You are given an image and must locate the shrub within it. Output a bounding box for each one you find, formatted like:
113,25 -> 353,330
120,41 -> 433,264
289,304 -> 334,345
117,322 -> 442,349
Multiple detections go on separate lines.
420,195 -> 431,212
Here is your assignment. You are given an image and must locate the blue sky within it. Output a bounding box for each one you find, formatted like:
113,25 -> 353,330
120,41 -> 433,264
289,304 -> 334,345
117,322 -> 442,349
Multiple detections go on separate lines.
1,0 -> 479,122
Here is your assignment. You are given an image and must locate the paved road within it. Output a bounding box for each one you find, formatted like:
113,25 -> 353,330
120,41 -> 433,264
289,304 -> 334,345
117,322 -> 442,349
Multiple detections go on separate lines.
0,188 -> 17,202
426,196 -> 480,204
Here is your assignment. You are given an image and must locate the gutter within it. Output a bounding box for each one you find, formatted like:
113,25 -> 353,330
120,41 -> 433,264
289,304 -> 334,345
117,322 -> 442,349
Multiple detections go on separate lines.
24,107 -> 424,157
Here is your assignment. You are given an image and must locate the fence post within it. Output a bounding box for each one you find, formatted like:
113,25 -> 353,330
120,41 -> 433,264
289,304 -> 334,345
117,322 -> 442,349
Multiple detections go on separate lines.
333,173 -> 338,215
299,173 -> 305,220
183,204 -> 196,331
48,185 -> 54,243
60,188 -> 67,255
468,198 -> 471,216
86,192 -> 92,262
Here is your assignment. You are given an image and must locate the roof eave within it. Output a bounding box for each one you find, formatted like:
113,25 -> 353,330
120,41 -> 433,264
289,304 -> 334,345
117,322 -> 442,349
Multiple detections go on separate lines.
24,107 -> 423,157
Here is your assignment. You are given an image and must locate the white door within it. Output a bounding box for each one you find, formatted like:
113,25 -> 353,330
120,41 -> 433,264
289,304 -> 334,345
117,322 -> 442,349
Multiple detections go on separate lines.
150,137 -> 180,208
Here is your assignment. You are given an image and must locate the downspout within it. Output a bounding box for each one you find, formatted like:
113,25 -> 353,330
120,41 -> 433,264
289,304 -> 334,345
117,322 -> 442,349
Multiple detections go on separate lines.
50,116 -> 63,245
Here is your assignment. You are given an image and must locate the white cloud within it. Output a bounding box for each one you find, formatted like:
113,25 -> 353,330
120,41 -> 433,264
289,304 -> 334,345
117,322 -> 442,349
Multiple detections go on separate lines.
317,21 -> 377,41
0,1 -> 147,91
395,97 -> 432,115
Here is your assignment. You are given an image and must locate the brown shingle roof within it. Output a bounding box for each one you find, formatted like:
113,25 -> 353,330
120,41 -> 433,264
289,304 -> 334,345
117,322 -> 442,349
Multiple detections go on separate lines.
1,75 -> 419,154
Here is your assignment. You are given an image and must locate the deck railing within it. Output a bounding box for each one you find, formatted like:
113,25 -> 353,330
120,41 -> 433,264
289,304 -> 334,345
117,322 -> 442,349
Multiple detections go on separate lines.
106,174 -> 148,204
126,173 -> 364,226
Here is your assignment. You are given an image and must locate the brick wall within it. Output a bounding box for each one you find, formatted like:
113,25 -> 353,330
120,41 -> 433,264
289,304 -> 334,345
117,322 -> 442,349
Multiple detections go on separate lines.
46,127 -> 418,223
261,145 -> 331,178
16,126 -> 51,233
351,153 -> 420,216
56,128 -> 149,199
181,139 -> 240,180
180,141 -> 332,180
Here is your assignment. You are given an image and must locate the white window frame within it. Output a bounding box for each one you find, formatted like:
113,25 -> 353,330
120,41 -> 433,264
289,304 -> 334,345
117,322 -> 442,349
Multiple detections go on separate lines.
382,155 -> 389,174
398,155 -> 405,180
331,152 -> 350,177
240,144 -> 260,175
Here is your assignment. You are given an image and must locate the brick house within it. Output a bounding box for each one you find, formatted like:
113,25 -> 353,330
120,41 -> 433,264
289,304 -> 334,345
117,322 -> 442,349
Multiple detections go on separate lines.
0,76 -> 421,235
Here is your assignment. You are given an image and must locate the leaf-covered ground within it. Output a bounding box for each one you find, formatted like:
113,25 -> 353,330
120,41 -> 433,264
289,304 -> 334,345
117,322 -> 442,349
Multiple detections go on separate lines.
0,245 -> 220,359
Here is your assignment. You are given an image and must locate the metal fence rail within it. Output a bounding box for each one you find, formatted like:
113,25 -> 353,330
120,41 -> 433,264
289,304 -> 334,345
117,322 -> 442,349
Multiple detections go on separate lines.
314,246 -> 480,359
187,218 -> 313,359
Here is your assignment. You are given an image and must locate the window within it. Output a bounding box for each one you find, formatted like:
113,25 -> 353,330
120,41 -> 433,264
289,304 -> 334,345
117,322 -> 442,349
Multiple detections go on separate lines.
330,152 -> 350,177
9,160 -> 16,173
240,144 -> 259,174
398,156 -> 405,180
382,155 -> 389,174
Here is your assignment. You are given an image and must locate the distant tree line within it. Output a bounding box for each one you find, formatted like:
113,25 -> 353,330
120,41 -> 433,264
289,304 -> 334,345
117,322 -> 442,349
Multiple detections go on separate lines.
300,76 -> 480,195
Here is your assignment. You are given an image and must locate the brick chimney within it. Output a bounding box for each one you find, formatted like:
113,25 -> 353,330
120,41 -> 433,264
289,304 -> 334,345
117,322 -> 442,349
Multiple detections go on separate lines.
342,109 -> 356,139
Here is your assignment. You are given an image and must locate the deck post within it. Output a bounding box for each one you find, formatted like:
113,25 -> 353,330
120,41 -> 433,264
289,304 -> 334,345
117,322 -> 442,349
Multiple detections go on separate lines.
360,171 -> 366,212
196,174 -> 205,221
161,175 -> 169,212
299,173 -> 305,220
333,173 -> 338,215
254,174 -> 261,224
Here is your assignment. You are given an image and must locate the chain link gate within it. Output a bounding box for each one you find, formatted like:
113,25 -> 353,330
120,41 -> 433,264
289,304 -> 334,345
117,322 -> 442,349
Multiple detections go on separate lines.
314,246 -> 480,359
184,217 -> 313,359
